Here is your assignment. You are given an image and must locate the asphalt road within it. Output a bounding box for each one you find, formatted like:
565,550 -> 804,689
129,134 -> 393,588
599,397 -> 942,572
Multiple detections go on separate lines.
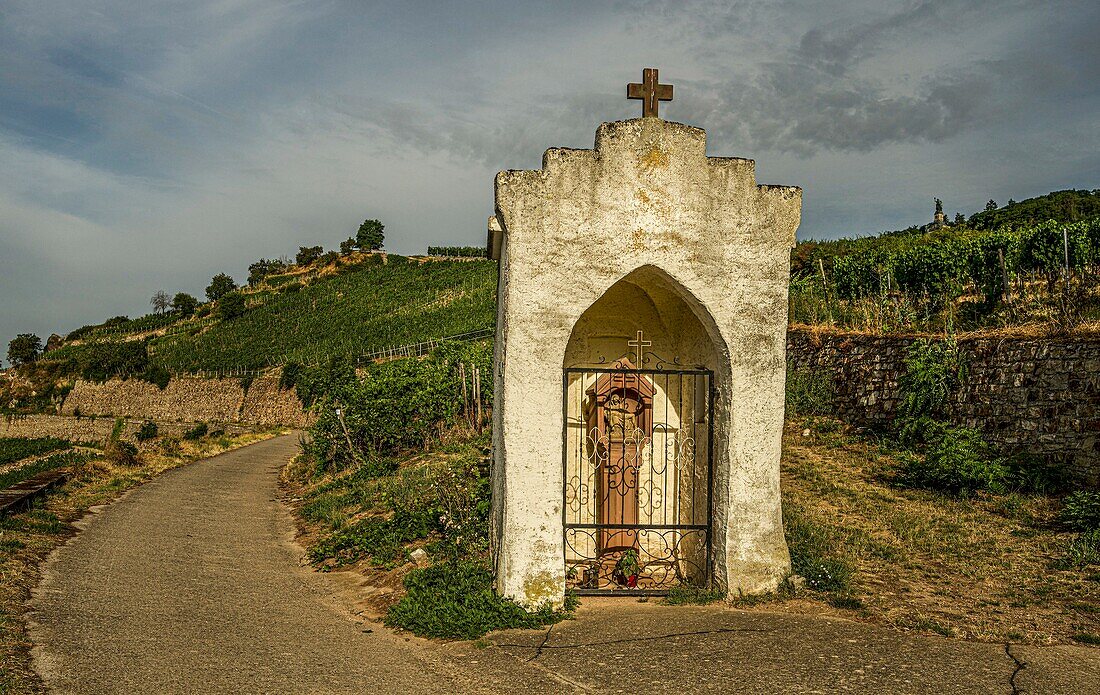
28,435 -> 1100,694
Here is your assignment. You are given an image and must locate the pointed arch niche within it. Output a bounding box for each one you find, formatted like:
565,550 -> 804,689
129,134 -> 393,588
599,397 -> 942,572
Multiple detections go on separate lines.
562,266 -> 728,591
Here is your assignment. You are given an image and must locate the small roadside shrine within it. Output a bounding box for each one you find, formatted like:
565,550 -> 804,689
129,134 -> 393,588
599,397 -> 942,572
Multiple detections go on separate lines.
488,69 -> 802,608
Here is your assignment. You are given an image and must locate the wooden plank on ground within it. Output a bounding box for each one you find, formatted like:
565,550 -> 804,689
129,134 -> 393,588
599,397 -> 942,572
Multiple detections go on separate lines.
0,469 -> 69,515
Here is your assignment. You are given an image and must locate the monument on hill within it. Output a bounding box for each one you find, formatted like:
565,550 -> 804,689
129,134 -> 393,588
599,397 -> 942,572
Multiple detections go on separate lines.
488,69 -> 802,608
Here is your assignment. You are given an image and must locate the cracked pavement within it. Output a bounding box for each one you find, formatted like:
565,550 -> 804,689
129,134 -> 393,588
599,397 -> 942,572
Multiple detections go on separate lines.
26,435 -> 1100,693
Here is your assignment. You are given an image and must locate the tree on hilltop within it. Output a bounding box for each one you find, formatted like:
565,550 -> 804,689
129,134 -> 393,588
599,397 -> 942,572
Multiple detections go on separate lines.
171,292 -> 199,315
7,333 -> 42,367
356,219 -> 385,251
206,273 -> 238,302
986,200 -> 998,212
296,245 -> 324,266
339,237 -> 357,256
150,290 -> 170,314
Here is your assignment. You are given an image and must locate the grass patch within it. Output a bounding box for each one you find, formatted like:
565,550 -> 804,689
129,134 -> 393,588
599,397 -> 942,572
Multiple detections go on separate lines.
0,437 -> 70,466
784,503 -> 854,593
785,364 -> 835,417
1071,632 -> 1100,645
1053,530 -> 1100,571
1060,491 -> 1100,532
385,559 -> 574,639
664,584 -> 726,605
0,451 -> 92,490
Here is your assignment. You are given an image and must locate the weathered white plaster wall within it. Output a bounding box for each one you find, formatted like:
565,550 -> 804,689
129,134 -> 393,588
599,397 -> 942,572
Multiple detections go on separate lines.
491,117 -> 801,608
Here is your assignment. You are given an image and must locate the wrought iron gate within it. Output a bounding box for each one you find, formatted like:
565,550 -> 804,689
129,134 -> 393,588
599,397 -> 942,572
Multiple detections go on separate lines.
562,362 -> 713,595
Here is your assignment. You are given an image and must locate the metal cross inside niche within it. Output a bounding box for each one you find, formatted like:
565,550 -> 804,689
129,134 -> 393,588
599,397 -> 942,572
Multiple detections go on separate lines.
627,330 -> 652,365
627,68 -> 673,118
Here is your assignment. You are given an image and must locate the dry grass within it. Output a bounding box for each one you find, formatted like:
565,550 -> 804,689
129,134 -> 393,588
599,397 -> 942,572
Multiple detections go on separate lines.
0,430 -> 281,694
773,417 -> 1100,644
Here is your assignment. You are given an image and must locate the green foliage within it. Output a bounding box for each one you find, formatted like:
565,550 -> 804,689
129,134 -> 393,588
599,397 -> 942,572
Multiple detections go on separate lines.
153,256 -> 496,371
280,362 -> 303,391
0,437 -> 70,466
356,218 -> 385,250
205,273 -> 238,302
104,439 -> 140,466
304,341 -> 491,471
141,364 -> 171,389
1072,632 -> 1100,645
216,291 -> 247,320
47,340 -> 152,381
170,292 -> 199,315
0,451 -> 91,490
135,420 -> 159,442
663,584 -> 726,605
248,258 -> 290,286
785,364 -> 835,417
968,189 -> 1100,230
898,338 -> 964,419
183,423 -> 209,441
896,423 -> 1007,495
296,245 -> 324,266
798,210 -> 1100,331
1002,454 -> 1070,495
427,246 -> 485,257
1053,530 -> 1100,571
339,237 -> 357,256
7,333 -> 42,367
385,559 -> 573,639
310,507 -> 437,566
784,503 -> 854,593
1059,491 -> 1100,532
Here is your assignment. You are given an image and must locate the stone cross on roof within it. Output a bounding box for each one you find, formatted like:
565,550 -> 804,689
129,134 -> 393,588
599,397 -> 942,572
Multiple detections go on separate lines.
627,68 -> 673,118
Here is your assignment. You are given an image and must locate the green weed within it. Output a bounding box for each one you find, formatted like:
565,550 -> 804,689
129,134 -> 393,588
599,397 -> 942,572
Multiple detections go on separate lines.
385,559 -> 574,639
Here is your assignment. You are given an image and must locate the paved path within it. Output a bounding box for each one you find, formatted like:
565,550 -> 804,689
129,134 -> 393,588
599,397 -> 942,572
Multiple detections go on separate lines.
28,437 -> 512,694
29,436 -> 1100,694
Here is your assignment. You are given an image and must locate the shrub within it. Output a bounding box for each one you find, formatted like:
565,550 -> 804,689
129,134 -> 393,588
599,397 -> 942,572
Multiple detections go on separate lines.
280,362 -> 303,391
1060,491 -> 1100,532
785,364 -> 834,417
896,424 -> 1006,495
183,423 -> 209,441
217,291 -> 247,320
135,420 -> 159,442
141,364 -> 171,390
898,338 -> 965,419
282,281 -> 303,293
385,559 -> 572,639
1004,454 -> 1070,495
304,356 -> 458,470
1053,530 -> 1100,570
104,440 -> 141,467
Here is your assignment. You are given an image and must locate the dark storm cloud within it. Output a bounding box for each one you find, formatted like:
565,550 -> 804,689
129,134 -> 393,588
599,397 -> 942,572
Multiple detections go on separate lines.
1,0 -> 1098,362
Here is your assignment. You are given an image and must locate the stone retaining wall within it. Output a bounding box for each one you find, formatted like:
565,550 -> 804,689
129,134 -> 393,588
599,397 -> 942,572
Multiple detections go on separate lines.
0,414 -> 251,444
60,375 -> 310,428
786,329 -> 1100,483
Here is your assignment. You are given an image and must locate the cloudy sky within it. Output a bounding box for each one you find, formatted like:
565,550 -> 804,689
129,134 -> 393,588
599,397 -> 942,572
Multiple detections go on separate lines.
2,0 -> 1098,359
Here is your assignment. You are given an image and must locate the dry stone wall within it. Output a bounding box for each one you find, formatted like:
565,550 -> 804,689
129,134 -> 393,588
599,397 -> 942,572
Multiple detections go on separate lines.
786,329 -> 1100,483
60,375 -> 310,428
0,414 -> 250,444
